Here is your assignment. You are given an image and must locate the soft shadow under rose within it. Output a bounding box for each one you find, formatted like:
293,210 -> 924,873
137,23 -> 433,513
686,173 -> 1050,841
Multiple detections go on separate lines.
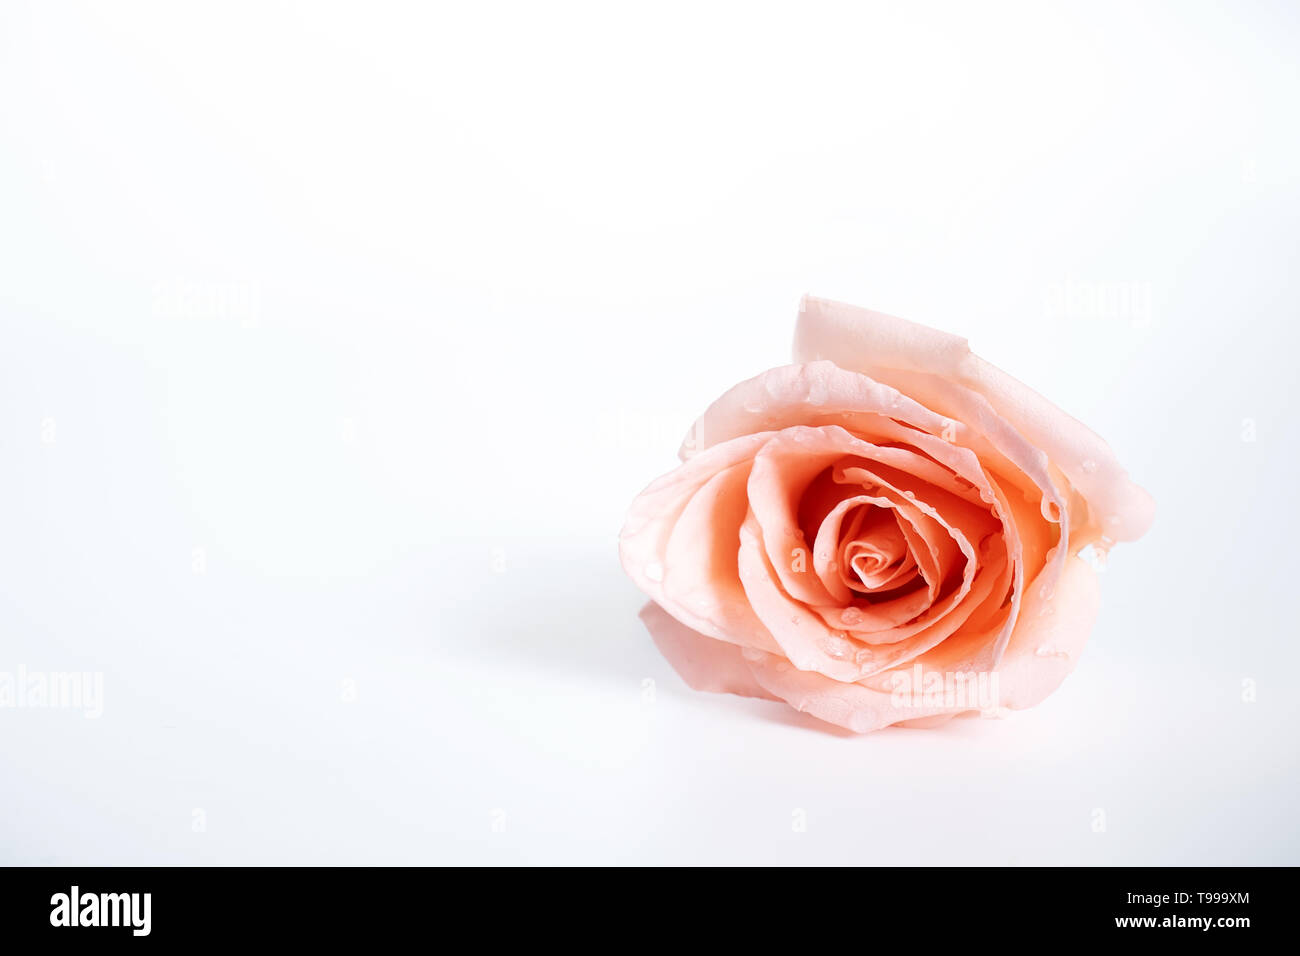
620,296 -> 1153,734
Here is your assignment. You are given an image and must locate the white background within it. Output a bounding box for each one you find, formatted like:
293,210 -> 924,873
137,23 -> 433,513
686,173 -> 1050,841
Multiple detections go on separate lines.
2,1 -> 1297,865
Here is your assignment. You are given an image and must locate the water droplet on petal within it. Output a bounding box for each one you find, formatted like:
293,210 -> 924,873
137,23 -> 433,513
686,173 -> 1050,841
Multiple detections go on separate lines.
842,607 -> 864,626
1079,542 -> 1110,572
1035,645 -> 1070,660
1081,458 -> 1098,474
820,636 -> 853,660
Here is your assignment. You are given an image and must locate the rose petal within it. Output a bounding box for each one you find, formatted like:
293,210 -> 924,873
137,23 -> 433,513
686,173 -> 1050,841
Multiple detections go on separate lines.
793,295 -> 1154,545
620,433 -> 782,653
741,646 -> 970,734
639,601 -> 779,702
994,553 -> 1100,711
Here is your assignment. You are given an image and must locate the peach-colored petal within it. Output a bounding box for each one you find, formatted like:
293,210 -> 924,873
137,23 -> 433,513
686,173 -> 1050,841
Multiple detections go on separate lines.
994,553 -> 1100,711
736,512 -> 863,680
793,294 -> 1154,545
661,461 -> 776,652
741,646 -> 976,734
682,361 -> 952,462
639,602 -> 778,702
620,432 -> 781,654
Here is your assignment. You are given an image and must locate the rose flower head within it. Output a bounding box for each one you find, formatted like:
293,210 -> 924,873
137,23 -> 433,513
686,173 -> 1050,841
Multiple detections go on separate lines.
620,296 -> 1154,733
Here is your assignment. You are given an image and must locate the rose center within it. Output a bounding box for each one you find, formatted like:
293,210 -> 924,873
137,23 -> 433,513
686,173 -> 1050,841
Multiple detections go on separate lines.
838,504 -> 917,593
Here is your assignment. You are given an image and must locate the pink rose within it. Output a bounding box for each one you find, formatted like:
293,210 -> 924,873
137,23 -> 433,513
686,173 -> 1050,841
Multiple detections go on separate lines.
620,296 -> 1154,733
